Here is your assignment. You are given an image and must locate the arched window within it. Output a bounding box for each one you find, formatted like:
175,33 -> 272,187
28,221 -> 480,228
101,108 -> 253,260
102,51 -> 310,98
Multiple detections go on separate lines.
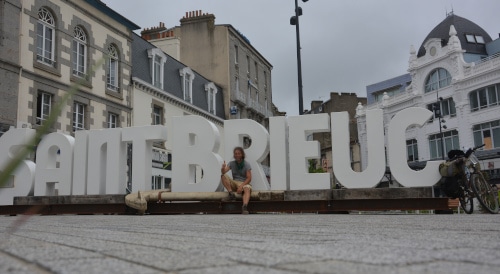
425,68 -> 451,92
37,8 -> 55,65
72,26 -> 87,77
107,44 -> 119,91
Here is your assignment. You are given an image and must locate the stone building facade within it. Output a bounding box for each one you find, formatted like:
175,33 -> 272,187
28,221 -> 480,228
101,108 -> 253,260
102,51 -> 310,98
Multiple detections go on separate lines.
0,0 -> 138,137
141,11 -> 274,126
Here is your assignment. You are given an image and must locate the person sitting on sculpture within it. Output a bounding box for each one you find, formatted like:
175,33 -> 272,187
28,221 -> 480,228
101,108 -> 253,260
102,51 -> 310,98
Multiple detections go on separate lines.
221,146 -> 252,214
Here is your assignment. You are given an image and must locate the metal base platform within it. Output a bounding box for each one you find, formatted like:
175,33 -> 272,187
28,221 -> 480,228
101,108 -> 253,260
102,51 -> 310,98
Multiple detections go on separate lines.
0,188 -> 459,215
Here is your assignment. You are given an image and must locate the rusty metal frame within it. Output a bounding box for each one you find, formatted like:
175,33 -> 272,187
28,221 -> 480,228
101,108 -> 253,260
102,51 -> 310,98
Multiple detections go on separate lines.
1,198 -> 457,215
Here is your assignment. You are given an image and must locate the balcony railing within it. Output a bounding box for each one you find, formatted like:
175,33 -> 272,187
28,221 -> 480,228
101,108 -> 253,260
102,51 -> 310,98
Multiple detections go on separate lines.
464,52 -> 500,78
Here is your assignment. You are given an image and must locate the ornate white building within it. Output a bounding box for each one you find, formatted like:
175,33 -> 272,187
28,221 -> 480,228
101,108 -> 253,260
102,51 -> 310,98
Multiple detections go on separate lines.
356,13 -> 500,185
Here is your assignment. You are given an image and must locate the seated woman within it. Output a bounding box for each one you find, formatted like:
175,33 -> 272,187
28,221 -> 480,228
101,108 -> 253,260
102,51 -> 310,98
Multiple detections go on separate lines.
221,147 -> 252,214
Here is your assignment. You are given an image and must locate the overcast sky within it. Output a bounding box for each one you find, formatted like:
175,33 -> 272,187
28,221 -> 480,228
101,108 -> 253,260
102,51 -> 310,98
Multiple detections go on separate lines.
102,0 -> 500,116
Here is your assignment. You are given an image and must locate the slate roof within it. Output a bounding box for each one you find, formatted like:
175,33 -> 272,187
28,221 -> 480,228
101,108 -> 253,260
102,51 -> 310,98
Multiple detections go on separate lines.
417,14 -> 492,57
131,33 -> 225,119
84,0 -> 140,30
366,73 -> 411,104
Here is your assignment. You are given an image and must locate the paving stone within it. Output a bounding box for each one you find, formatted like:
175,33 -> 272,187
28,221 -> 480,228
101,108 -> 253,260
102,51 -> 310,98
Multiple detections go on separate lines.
0,213 -> 499,273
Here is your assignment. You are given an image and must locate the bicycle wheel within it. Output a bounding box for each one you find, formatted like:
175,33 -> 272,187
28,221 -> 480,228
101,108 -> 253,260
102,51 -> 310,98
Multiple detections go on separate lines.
470,174 -> 499,214
459,194 -> 473,214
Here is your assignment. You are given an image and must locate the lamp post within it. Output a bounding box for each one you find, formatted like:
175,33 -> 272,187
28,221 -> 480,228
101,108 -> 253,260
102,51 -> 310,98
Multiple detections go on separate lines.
433,95 -> 447,160
290,0 -> 308,115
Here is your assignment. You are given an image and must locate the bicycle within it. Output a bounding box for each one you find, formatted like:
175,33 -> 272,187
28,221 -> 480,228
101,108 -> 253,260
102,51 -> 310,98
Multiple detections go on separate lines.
439,144 -> 499,214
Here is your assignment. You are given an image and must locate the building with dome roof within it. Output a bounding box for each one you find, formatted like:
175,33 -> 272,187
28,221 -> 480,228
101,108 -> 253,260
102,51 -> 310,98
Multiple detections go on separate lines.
357,13 -> 500,186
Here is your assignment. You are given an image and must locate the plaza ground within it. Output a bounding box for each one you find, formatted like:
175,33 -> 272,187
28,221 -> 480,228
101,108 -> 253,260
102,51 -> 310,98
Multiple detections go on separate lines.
1,213 -> 499,273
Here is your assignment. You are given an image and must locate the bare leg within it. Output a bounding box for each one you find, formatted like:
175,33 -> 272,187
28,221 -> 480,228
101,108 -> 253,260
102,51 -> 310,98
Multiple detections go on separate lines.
221,176 -> 233,193
242,187 -> 251,205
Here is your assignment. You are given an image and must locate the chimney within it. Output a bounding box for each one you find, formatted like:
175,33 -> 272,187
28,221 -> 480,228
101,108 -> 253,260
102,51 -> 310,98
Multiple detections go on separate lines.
310,100 -> 323,111
140,22 -> 168,40
180,10 -> 215,26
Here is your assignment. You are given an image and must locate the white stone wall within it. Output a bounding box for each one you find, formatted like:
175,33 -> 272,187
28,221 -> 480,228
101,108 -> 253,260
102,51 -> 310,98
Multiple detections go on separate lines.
357,25 -> 500,175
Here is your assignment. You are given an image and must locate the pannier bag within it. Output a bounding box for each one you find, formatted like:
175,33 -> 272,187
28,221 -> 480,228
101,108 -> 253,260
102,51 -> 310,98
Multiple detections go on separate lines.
439,160 -> 462,177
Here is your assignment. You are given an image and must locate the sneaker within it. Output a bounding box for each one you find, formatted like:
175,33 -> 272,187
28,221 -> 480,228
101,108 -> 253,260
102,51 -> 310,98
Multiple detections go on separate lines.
222,192 -> 236,202
242,205 -> 249,214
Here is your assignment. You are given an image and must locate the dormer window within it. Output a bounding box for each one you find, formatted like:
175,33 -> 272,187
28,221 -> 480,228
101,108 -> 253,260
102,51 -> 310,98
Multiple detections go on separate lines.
147,48 -> 167,89
205,82 -> 217,114
465,34 -> 485,44
179,67 -> 195,103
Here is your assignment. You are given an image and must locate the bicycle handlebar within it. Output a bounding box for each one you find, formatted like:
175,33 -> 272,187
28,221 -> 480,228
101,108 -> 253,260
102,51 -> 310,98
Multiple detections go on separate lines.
465,144 -> 485,158
473,144 -> 486,151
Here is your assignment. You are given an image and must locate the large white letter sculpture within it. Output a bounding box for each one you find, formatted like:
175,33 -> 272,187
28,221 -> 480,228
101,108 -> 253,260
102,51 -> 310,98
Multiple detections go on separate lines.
172,116 -> 223,192
224,119 -> 270,190
388,107 -> 441,186
269,116 -> 289,190
288,114 -> 330,190
332,109 -> 386,188
0,128 -> 36,205
72,130 -> 88,195
122,126 -> 168,192
34,132 -> 75,196
87,129 -> 126,194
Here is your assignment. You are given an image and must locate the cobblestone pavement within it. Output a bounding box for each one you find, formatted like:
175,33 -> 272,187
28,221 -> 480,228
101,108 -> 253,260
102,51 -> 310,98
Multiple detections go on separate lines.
1,213 -> 499,273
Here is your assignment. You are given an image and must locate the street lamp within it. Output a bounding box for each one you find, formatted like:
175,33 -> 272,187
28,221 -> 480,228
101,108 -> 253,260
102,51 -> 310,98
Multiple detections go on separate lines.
290,0 -> 308,115
433,96 -> 447,160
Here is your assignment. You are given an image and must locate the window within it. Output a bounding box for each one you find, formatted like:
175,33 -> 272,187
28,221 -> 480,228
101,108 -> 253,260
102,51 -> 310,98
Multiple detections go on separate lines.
108,113 -> 118,128
73,102 -> 85,131
153,55 -> 161,87
153,105 -> 163,125
406,139 -> 418,162
473,120 -> 500,150
465,34 -> 475,43
247,77 -> 251,102
429,130 -> 460,160
426,98 -> 456,118
179,67 -> 195,103
184,74 -> 191,100
107,44 -> 119,91
374,86 -> 403,102
255,61 -> 258,82
205,82 -> 217,114
469,83 -> 500,112
246,55 -> 250,73
465,34 -> 485,44
151,176 -> 162,190
264,71 -> 267,89
72,26 -> 87,77
36,92 -> 52,125
147,48 -> 167,89
475,36 -> 485,44
425,68 -> 451,93
234,45 -> 239,64
36,8 -> 55,65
